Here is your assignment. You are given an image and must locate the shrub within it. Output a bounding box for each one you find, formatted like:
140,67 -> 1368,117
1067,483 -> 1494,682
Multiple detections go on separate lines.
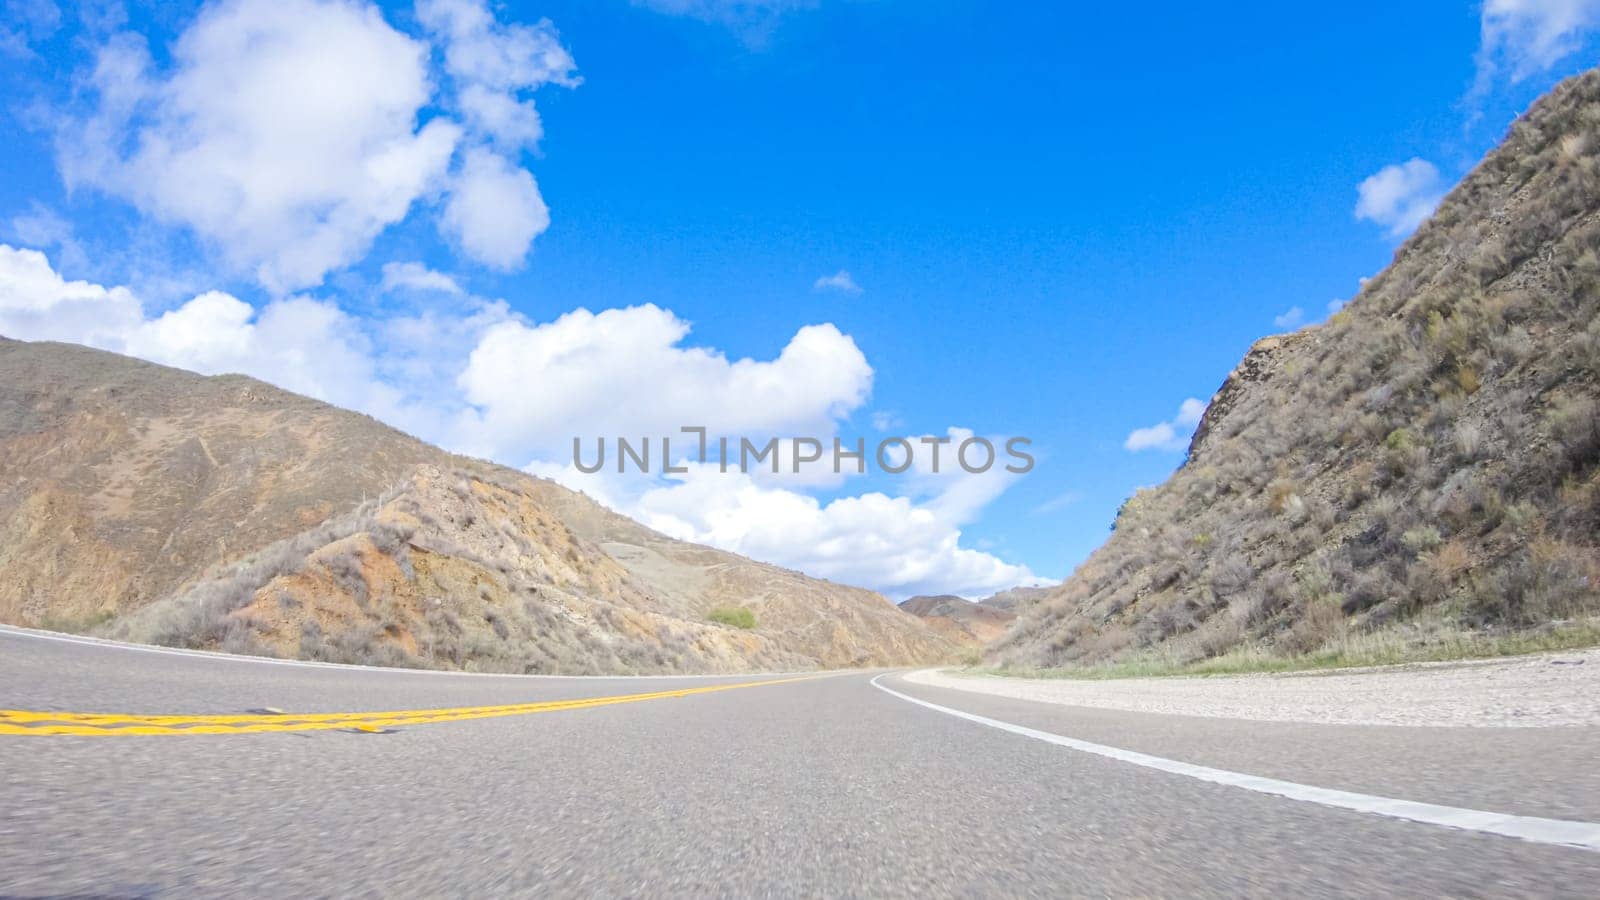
1401,526 -> 1443,556
1283,597 -> 1345,655
1468,539 -> 1599,625
1452,422 -> 1485,462
707,606 -> 757,629
1547,396 -> 1600,474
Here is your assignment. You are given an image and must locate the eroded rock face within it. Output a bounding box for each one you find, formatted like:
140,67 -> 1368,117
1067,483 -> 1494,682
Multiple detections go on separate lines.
992,69 -> 1600,670
1187,332 -> 1315,460
0,339 -> 956,673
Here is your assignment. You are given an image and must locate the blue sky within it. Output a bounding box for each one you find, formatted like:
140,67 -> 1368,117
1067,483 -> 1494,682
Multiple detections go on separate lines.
2,0 -> 1598,598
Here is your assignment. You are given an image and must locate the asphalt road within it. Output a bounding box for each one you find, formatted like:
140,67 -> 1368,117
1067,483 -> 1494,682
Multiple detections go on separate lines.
2,626 -> 1597,897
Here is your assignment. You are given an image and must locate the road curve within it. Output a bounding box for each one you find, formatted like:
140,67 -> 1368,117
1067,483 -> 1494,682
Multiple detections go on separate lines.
2,627 -> 1597,897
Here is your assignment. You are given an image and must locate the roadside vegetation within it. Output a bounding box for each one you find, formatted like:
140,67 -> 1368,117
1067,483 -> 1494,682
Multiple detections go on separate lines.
707,606 -> 757,629
978,620 -> 1600,680
991,70 -> 1600,673
113,468 -> 808,675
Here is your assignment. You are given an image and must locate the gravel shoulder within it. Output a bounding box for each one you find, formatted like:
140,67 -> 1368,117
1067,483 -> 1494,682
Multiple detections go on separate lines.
906,648 -> 1600,727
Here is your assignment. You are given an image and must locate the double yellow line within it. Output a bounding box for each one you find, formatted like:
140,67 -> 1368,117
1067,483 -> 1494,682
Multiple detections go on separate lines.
0,673 -> 825,736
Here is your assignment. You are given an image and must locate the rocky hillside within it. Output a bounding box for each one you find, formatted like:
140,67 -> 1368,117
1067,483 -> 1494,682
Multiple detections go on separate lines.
0,338 -> 955,673
900,594 -> 1017,646
993,69 -> 1600,669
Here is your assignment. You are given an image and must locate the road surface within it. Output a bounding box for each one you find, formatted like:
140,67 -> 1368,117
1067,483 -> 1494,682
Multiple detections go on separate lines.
2,626 -> 1597,897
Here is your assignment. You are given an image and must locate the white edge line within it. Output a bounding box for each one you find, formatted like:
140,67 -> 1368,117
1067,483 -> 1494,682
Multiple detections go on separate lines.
0,624 -> 829,682
870,672 -> 1600,854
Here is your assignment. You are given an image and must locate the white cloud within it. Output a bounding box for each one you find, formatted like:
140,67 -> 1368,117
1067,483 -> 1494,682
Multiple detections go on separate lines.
1478,0 -> 1600,87
419,0 -> 577,99
0,244 -> 410,422
440,147 -> 551,269
1125,397 -> 1205,452
56,0 -> 575,291
1273,306 -> 1305,330
1174,397 -> 1206,427
813,269 -> 862,295
455,303 -> 873,462
456,84 -> 546,150
1354,158 -> 1446,238
0,244 -> 144,345
533,457 -> 1036,599
869,410 -> 900,431
6,204 -> 87,273
381,261 -> 463,295
1124,421 -> 1177,452
415,0 -> 573,269
8,205 -> 72,248
418,0 -> 576,152
58,0 -> 463,293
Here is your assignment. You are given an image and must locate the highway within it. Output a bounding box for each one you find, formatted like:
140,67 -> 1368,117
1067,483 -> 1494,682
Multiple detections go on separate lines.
2,626 -> 1597,897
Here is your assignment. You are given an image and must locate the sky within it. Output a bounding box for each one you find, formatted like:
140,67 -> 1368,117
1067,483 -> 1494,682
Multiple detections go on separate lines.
2,0 -> 1598,600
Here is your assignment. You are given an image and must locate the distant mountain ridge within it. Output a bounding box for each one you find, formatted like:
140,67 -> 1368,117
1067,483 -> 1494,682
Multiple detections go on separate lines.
900,593 -> 1017,645
993,69 -> 1600,669
0,338 -> 956,673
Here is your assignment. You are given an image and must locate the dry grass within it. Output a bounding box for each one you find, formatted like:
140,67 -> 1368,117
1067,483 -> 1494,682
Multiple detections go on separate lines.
983,619 -> 1600,680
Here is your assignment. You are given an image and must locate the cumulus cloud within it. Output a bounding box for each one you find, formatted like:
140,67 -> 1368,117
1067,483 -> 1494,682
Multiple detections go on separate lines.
418,0 -> 576,148
455,303 -> 873,462
1355,158 -> 1446,238
58,0 -> 462,293
415,0 -> 575,269
0,244 -> 408,420
440,147 -> 551,269
813,269 -> 862,295
1124,397 -> 1205,453
532,457 -> 1037,599
1175,398 -> 1206,427
1273,306 -> 1305,329
381,261 -> 463,295
1477,0 -> 1600,88
56,0 -> 574,291
0,244 -> 144,345
1124,422 -> 1178,452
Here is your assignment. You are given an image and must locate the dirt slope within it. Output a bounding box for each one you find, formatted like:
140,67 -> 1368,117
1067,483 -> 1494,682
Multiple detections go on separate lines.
0,338 -> 955,673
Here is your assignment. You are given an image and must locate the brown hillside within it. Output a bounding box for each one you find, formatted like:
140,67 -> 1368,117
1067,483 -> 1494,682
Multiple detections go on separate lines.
0,338 -> 955,673
900,594 -> 1017,645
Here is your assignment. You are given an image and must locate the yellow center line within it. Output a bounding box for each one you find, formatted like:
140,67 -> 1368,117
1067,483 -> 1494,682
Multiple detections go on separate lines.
0,673 -> 831,736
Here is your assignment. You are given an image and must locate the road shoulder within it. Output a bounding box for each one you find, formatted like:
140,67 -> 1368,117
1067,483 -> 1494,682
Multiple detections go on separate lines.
905,647 -> 1600,728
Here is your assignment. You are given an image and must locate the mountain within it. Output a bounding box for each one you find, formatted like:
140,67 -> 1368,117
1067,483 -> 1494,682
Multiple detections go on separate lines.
0,337 -> 956,673
993,69 -> 1600,670
976,585 -> 1053,614
900,594 -> 1017,645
